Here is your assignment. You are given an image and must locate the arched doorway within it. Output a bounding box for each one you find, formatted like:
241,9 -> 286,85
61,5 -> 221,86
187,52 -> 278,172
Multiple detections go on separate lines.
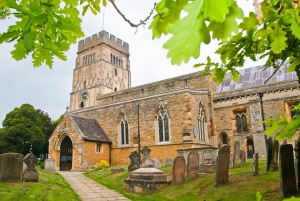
247,139 -> 254,159
60,136 -> 73,171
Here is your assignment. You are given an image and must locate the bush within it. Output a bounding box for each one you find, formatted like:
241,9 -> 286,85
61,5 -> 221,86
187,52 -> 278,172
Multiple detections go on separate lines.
95,160 -> 109,170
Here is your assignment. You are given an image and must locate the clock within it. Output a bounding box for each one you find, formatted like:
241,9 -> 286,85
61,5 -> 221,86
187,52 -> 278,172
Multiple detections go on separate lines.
81,90 -> 89,101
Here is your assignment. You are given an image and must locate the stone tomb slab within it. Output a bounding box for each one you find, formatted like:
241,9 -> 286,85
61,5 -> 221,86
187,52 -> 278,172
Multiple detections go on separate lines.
124,168 -> 169,194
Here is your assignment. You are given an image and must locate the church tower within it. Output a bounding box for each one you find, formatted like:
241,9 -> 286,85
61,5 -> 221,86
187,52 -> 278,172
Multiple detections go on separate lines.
70,31 -> 131,111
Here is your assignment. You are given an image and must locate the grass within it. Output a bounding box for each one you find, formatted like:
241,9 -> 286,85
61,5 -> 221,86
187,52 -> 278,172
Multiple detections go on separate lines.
84,159 -> 290,201
0,168 -> 80,201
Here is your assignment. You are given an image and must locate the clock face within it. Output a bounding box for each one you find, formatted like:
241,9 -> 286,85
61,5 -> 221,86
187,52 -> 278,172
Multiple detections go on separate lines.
81,90 -> 89,101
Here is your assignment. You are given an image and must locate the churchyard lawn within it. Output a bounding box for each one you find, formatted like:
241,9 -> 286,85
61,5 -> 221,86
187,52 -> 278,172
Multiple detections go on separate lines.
0,169 -> 80,201
84,159 -> 284,201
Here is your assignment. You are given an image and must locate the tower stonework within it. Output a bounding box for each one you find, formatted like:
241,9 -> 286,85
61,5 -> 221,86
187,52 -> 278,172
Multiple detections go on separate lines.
70,31 -> 131,111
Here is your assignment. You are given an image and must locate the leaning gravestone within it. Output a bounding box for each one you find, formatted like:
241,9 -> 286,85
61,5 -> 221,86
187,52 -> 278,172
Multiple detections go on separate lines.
215,145 -> 230,186
164,156 -> 174,167
233,141 -> 240,167
295,139 -> 300,191
173,156 -> 185,185
44,158 -> 55,173
279,144 -> 297,197
187,150 -> 199,179
0,153 -> 23,182
266,137 -> 273,171
253,153 -> 259,176
153,158 -> 161,169
128,151 -> 140,174
269,140 -> 279,171
140,145 -> 154,168
23,152 -> 39,182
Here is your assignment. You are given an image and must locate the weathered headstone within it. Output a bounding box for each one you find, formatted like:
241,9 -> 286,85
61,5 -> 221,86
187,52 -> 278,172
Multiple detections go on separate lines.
23,152 -> 39,182
128,151 -> 140,174
266,137 -> 273,171
0,153 -> 23,182
187,150 -> 199,179
44,158 -> 55,173
240,149 -> 246,164
111,167 -> 125,174
153,158 -> 161,169
279,144 -> 297,197
215,145 -> 230,186
252,153 -> 259,176
269,140 -> 279,171
141,145 -> 154,168
164,156 -> 173,167
233,141 -> 240,167
173,156 -> 185,185
295,139 -> 300,190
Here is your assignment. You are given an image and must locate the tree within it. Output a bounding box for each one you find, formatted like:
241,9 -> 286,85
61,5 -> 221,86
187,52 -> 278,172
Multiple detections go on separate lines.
0,104 -> 55,156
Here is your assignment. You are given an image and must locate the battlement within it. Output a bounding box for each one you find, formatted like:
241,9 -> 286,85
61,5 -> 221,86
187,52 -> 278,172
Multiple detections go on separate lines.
78,30 -> 129,54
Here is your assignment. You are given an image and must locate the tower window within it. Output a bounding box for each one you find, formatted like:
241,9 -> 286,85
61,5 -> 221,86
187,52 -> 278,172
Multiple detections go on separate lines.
115,68 -> 118,76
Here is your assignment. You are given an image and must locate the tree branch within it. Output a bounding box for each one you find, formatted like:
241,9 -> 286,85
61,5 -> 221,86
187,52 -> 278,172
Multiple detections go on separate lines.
264,60 -> 285,84
109,0 -> 156,28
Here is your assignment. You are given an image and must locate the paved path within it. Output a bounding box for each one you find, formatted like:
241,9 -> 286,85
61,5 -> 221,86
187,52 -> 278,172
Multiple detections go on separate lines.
58,171 -> 131,201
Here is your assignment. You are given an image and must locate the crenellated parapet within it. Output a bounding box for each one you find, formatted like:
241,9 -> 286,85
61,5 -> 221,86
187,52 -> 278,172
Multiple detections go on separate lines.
78,30 -> 129,54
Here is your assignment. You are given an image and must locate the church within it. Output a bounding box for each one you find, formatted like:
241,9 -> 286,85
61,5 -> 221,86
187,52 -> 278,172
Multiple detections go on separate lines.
48,30 -> 300,171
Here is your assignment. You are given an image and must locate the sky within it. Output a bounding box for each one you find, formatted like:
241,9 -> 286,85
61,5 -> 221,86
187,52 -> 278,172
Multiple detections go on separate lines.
0,0 -> 261,126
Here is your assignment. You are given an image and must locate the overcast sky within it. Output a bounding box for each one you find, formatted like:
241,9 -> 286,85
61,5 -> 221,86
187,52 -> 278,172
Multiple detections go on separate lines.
0,0 -> 261,126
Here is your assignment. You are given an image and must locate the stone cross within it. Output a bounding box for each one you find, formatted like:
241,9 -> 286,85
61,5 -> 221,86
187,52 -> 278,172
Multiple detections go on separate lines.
23,152 -> 38,171
215,145 -> 230,186
128,151 -> 140,174
252,153 -> 258,176
140,146 -> 154,168
279,144 -> 297,197
141,145 -> 151,158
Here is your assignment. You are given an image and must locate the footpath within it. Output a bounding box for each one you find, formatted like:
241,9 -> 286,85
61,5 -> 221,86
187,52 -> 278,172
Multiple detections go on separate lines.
58,171 -> 131,201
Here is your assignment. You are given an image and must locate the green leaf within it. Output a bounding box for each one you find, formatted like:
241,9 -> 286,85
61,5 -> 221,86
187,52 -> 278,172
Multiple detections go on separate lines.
202,0 -> 232,22
270,23 -> 287,54
289,13 -> 300,40
149,0 -> 188,39
288,57 -> 300,72
208,2 -> 243,41
11,39 -> 28,60
63,0 -> 78,6
256,191 -> 262,201
163,0 -> 210,65
239,12 -> 258,30
23,32 -> 35,51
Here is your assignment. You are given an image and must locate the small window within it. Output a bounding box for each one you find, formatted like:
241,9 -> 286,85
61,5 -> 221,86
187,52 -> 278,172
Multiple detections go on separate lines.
235,112 -> 248,133
221,132 -> 227,144
198,102 -> 205,142
115,68 -> 118,76
114,87 -> 117,92
96,143 -> 102,153
120,115 -> 129,145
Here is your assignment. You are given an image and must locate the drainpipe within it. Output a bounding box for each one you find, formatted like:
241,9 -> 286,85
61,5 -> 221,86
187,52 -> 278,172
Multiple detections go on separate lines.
258,92 -> 266,131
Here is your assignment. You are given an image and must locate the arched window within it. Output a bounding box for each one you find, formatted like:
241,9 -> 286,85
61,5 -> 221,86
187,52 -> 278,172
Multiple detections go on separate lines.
221,133 -> 227,144
235,112 -> 248,133
120,114 -> 129,145
115,68 -> 118,76
114,87 -> 117,92
198,102 -> 205,142
158,106 -> 170,142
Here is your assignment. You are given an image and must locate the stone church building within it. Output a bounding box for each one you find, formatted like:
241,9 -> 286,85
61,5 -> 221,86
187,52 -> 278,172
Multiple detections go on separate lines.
48,31 -> 300,171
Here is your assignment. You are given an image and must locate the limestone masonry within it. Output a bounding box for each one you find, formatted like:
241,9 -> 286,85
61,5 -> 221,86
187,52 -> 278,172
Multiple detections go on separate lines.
48,31 -> 300,171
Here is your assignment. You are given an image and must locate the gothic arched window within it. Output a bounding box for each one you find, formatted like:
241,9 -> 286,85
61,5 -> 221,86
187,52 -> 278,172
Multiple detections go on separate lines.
120,114 -> 129,145
158,107 -> 170,143
198,102 -> 205,142
235,112 -> 248,133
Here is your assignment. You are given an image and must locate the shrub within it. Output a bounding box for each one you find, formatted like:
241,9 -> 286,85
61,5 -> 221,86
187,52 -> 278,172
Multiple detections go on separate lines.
95,160 -> 109,170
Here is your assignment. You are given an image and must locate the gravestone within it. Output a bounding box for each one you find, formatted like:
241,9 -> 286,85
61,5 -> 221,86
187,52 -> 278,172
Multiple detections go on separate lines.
215,145 -> 230,186
233,141 -> 240,167
141,145 -> 154,168
0,153 -> 23,182
269,140 -> 279,171
111,167 -> 125,174
164,156 -> 173,166
153,158 -> 161,169
266,137 -> 273,171
279,144 -> 297,197
295,139 -> 300,190
187,150 -> 199,179
128,151 -> 140,174
253,153 -> 259,176
240,149 -> 246,164
23,152 -> 39,182
44,158 -> 55,173
173,156 -> 185,185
